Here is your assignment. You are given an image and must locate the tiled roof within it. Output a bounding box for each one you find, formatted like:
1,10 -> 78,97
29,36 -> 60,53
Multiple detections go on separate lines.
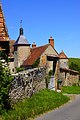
14,35 -> 29,46
60,68 -> 79,74
14,28 -> 29,46
22,44 -> 49,66
59,50 -> 68,59
0,4 -> 9,41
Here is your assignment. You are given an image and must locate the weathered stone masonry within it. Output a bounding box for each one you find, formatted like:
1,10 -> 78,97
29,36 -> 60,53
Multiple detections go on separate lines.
9,67 -> 46,104
59,68 -> 79,88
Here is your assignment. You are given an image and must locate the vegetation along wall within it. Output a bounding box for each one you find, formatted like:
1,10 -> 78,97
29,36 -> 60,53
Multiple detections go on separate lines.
9,67 -> 46,104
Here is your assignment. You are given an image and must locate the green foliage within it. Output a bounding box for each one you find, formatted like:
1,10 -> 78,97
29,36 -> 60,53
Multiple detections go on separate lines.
0,51 -> 8,63
0,61 -> 13,114
32,58 -> 40,68
48,70 -> 53,76
1,89 -> 69,120
16,67 -> 24,73
45,70 -> 53,88
69,58 -> 80,73
61,86 -> 80,94
45,75 -> 50,88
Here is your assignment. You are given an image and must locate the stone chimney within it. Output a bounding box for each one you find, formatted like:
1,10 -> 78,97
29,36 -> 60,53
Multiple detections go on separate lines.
49,36 -> 54,47
32,42 -> 36,48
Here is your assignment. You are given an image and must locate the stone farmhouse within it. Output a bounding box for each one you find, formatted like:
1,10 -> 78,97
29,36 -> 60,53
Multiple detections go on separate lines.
0,2 -> 79,89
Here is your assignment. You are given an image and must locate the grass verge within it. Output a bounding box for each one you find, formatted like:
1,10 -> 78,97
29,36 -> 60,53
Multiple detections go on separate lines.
61,86 -> 80,94
1,89 -> 69,120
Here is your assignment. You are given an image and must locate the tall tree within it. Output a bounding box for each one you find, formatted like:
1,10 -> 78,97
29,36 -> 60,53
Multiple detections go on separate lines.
69,58 -> 80,73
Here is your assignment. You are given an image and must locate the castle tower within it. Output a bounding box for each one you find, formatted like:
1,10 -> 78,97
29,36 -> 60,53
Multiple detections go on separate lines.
0,1 -> 10,55
14,24 -> 31,68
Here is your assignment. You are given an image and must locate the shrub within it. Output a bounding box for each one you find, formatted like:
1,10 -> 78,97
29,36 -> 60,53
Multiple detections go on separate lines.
48,70 -> 53,76
0,51 -> 8,63
32,58 -> 40,68
0,61 -> 13,114
16,67 -> 24,73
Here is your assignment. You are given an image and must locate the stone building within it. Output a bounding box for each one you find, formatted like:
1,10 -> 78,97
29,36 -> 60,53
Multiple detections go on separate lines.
22,36 -> 59,73
14,27 -> 31,68
59,50 -> 69,69
58,51 -> 79,88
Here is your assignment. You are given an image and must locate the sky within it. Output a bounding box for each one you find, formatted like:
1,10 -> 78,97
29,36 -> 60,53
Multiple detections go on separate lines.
1,0 -> 80,58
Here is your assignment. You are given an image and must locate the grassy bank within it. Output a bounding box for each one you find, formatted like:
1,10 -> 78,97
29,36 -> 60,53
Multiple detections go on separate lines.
62,86 -> 80,94
1,89 -> 69,120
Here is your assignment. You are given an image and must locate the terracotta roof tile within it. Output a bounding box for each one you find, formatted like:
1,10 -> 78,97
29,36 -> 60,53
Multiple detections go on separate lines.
22,44 -> 49,66
0,4 -> 9,41
59,50 -> 68,59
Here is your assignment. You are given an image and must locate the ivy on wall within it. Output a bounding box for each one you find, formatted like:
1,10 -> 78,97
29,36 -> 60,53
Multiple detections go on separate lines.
32,58 -> 40,68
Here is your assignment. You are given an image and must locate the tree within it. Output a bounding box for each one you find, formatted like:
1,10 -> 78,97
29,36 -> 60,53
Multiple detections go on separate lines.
69,58 -> 80,73
0,50 -> 8,62
69,62 -> 79,71
0,51 -> 13,114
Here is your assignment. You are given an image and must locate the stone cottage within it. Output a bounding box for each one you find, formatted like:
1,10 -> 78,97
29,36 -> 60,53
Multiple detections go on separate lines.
58,51 -> 79,88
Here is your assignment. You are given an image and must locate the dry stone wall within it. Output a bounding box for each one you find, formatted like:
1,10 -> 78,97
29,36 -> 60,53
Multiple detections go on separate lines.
9,67 -> 46,104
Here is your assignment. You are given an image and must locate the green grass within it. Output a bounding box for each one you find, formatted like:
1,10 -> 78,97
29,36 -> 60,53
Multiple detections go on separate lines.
62,86 -> 80,94
1,89 -> 70,120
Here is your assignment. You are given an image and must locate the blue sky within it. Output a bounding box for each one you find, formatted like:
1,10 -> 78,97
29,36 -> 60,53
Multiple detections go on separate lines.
2,0 -> 80,58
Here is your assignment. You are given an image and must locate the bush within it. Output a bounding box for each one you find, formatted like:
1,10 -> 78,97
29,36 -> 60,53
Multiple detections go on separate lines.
32,58 -> 40,68
0,51 -> 8,63
0,61 -> 13,114
48,70 -> 53,76
16,67 -> 24,73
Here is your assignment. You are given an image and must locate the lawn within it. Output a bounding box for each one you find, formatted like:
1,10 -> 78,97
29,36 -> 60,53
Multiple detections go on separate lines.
61,86 -> 80,94
1,89 -> 69,120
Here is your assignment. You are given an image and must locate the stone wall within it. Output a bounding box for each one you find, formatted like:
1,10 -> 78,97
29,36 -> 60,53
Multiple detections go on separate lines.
9,67 -> 46,104
8,58 -> 14,73
58,68 -> 79,88
14,46 -> 31,68
59,59 -> 69,69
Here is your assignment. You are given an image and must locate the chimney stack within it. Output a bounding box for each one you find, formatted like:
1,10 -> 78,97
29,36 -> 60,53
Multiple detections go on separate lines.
32,42 -> 36,48
49,36 -> 54,47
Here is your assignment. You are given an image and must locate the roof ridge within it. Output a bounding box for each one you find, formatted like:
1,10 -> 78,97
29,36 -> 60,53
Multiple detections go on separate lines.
59,50 -> 68,59
22,44 -> 50,66
31,44 -> 49,49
